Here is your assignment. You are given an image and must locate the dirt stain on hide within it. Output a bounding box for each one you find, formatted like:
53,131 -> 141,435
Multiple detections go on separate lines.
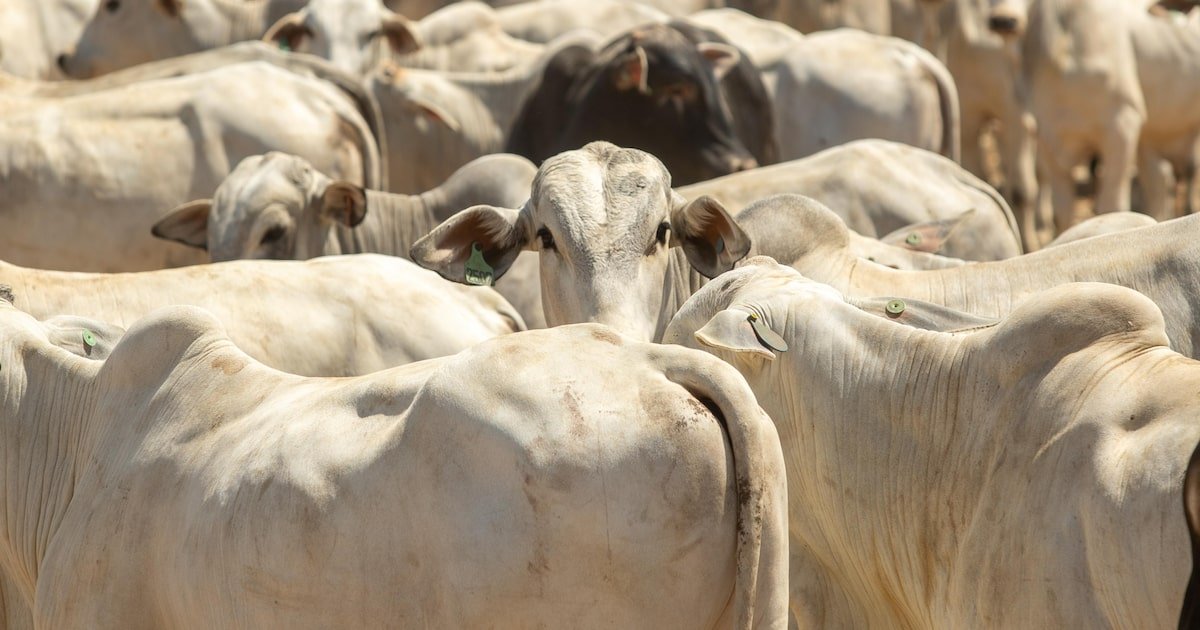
211,356 -> 246,375
559,386 -> 590,440
589,327 -> 623,346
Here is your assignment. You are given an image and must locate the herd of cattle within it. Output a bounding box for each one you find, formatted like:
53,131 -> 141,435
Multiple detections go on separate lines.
4,0 -> 1200,626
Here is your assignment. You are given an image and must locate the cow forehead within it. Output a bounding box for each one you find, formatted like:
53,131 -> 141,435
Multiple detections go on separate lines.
306,0 -> 381,27
211,155 -> 312,235
531,145 -> 671,250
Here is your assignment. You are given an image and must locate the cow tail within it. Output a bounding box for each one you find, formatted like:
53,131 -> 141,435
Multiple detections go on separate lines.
910,42 -> 962,164
654,347 -> 787,630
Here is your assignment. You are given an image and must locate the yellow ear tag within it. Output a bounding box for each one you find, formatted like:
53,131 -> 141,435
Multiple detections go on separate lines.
747,313 -> 788,352
465,243 -> 495,286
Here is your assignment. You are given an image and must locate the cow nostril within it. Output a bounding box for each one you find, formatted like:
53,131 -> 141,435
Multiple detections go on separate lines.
987,15 -> 1020,34
56,53 -> 69,72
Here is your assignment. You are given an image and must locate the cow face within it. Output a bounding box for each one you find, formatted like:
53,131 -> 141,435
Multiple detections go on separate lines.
412,142 -> 749,341
986,0 -> 1028,37
58,0 -> 213,77
566,25 -> 757,185
663,258 -> 811,365
151,153 -> 364,261
264,0 -> 420,75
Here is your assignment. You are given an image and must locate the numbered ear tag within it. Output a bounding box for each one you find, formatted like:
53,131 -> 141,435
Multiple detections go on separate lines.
464,243 -> 495,286
747,313 -> 788,353
905,232 -> 922,246
885,299 -> 906,317
82,329 -> 97,348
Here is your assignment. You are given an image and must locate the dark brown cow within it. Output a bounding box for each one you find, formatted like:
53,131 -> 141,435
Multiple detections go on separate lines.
505,21 -> 776,185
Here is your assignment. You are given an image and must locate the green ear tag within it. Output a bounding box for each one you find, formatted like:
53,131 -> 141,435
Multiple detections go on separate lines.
885,299 -> 906,317
905,232 -> 922,246
278,41 -> 291,51
464,243 -> 495,286
747,313 -> 788,353
82,329 -> 97,348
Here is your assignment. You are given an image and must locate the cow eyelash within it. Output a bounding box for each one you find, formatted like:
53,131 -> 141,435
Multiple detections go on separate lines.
655,223 -> 670,245
537,227 -> 556,251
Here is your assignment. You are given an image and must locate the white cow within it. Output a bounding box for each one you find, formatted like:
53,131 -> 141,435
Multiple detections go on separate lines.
0,0 -> 96,79
0,298 -> 788,628
262,0 -> 417,75
716,193 -> 1200,357
0,61 -> 381,272
0,255 -> 522,376
57,0 -> 308,77
686,9 -> 804,68
665,258 -> 1196,628
152,152 -> 548,329
765,29 -> 961,164
740,194 -> 972,270
1044,210 -> 1157,246
412,142 -> 749,341
264,0 -> 544,74
677,140 -> 1021,261
495,0 -> 668,43
994,0 -> 1200,227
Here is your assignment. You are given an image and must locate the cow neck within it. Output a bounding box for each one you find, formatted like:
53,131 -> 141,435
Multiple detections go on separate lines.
0,340 -> 99,603
212,0 -> 274,43
449,63 -> 542,132
654,250 -> 708,343
330,190 -> 433,258
768,305 -> 992,627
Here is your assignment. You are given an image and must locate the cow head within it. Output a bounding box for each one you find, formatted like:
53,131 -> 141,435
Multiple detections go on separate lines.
58,0 -> 222,77
986,0 -> 1028,37
152,152 -> 364,261
264,0 -> 420,75
412,142 -> 749,341
515,23 -> 758,186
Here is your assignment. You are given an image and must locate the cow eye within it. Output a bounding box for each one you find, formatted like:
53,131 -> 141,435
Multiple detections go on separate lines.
104,0 -> 120,12
656,222 -> 670,246
260,225 -> 287,245
660,83 -> 696,103
536,227 -> 556,251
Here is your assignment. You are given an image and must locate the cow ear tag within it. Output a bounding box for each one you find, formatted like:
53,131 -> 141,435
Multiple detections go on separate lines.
747,313 -> 787,352
464,243 -> 494,286
905,232 -> 922,246
278,41 -> 291,52
82,329 -> 97,348
885,299 -> 906,317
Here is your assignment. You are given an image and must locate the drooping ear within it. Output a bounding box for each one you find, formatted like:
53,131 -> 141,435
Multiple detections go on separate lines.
410,204 -> 531,286
319,181 -> 367,227
152,200 -> 212,250
880,208 -> 975,253
263,12 -> 308,51
694,308 -> 778,361
612,46 -> 649,93
850,296 -> 997,332
380,11 -> 421,55
672,195 -> 751,278
158,0 -> 182,18
402,93 -> 462,132
696,42 -> 740,80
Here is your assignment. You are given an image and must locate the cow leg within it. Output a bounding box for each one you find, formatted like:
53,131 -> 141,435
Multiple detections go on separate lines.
1038,138 -> 1080,235
1000,108 -> 1043,250
959,107 -> 989,185
1094,108 -> 1142,215
1136,147 -> 1174,221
